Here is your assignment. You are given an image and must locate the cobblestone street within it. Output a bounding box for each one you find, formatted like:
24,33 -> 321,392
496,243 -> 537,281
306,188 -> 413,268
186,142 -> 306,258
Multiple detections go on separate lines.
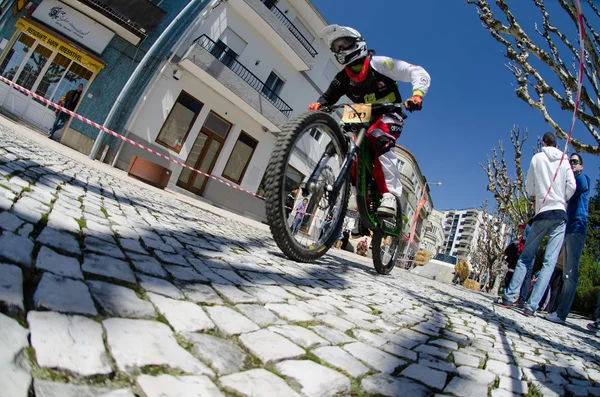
1,119 -> 600,397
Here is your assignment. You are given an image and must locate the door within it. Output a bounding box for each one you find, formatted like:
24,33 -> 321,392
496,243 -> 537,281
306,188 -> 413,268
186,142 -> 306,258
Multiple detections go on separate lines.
177,111 -> 231,195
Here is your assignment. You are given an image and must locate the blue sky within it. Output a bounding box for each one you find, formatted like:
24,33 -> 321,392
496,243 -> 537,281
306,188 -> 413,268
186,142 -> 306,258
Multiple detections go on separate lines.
311,0 -> 600,211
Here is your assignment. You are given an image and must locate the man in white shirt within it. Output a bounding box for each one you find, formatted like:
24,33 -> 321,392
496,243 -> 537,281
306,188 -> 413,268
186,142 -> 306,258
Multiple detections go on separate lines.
499,132 -> 576,316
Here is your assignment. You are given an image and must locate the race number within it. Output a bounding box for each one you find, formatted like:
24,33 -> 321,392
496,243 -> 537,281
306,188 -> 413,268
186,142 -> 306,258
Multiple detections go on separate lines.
341,104 -> 372,124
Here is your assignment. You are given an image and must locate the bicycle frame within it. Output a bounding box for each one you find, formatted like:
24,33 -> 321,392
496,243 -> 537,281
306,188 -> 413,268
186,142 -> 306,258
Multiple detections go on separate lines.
303,124 -> 402,238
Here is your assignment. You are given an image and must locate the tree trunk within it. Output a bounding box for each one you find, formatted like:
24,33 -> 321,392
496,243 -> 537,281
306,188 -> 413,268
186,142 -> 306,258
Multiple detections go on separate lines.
490,262 -> 506,296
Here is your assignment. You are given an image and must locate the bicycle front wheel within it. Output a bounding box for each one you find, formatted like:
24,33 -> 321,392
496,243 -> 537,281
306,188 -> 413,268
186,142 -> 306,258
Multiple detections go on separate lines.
264,111 -> 350,262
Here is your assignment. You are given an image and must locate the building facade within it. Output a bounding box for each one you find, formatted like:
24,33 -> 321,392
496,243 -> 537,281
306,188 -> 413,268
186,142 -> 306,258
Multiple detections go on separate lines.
442,208 -> 482,262
0,0 -> 206,156
420,209 -> 445,254
394,145 -> 434,254
111,0 -> 341,220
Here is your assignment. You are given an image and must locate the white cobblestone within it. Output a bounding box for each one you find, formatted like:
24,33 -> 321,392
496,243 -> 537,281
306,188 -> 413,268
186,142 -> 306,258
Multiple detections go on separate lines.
312,346 -> 370,378
205,305 -> 259,335
28,311 -> 112,376
343,342 -> 406,374
276,360 -> 351,397
239,329 -> 304,364
103,318 -> 214,376
220,369 -> 301,397
149,292 -> 214,333
136,374 -> 225,397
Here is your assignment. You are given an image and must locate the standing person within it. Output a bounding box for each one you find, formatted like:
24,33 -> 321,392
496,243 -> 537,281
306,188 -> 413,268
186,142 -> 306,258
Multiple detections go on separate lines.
546,153 -> 590,324
49,84 -> 84,139
503,223 -> 527,288
515,220 -> 538,307
290,198 -> 309,236
285,187 -> 299,219
498,132 -> 576,316
540,244 -> 565,313
586,291 -> 600,333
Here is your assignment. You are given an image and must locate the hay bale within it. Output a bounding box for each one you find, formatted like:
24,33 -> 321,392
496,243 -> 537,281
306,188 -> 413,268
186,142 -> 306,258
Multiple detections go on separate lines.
463,279 -> 480,291
415,250 -> 433,266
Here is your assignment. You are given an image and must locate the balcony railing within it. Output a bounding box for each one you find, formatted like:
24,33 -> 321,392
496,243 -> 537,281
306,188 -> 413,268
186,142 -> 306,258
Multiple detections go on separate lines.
77,0 -> 165,38
260,0 -> 317,57
194,35 -> 293,116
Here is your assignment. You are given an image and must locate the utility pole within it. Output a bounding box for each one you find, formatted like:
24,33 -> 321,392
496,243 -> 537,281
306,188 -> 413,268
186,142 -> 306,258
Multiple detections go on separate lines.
89,0 -> 207,160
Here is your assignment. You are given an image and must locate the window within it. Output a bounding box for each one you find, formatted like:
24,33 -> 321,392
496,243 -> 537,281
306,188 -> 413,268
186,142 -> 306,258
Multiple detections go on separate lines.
45,61 -> 92,108
156,91 -> 203,153
0,33 -> 34,80
292,16 -> 314,43
323,59 -> 338,82
260,0 -> 278,10
309,128 -> 322,142
262,71 -> 284,102
209,39 -> 238,68
257,164 -> 304,197
222,131 -> 258,184
15,43 -> 52,90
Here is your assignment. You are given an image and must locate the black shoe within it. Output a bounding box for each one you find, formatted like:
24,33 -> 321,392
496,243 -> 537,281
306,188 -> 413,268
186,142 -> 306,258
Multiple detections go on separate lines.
495,299 -> 512,308
523,308 -> 535,317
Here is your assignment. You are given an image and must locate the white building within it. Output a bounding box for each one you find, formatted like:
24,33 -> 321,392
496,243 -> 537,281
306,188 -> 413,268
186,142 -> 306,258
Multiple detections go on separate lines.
442,208 -> 482,262
394,145 -> 434,251
420,209 -> 445,253
112,0 -> 341,220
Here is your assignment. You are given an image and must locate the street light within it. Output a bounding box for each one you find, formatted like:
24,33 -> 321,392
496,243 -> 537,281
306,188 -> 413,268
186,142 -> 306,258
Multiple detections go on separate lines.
401,181 -> 442,269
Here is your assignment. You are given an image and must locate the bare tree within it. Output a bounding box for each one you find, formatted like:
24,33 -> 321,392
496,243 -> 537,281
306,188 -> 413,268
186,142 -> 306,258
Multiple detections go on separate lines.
482,125 -> 535,226
467,0 -> 600,155
470,202 -> 511,295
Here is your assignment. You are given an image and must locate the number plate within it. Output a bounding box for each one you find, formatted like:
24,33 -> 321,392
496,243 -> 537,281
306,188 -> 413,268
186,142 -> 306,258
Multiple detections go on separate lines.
341,104 -> 372,124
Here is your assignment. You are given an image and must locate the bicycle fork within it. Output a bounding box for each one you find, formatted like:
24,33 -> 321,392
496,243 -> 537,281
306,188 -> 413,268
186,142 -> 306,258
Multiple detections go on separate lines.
302,127 -> 367,207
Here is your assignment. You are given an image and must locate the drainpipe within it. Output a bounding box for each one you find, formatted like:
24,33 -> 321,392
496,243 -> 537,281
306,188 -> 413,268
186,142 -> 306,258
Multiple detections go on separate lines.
89,0 -> 207,160
0,0 -> 18,32
110,0 -> 223,167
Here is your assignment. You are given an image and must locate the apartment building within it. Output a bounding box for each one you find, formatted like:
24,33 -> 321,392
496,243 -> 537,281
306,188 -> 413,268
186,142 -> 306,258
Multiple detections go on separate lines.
442,208 -> 482,261
420,209 -> 445,253
394,145 -> 434,253
113,0 -> 342,220
0,0 -> 203,154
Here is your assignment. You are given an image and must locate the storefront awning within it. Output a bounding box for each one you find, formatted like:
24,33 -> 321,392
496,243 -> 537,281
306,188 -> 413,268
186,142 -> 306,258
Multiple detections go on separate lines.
15,17 -> 106,73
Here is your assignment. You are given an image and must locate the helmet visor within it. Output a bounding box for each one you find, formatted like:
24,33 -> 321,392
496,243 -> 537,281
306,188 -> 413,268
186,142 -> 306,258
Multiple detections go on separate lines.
331,37 -> 356,53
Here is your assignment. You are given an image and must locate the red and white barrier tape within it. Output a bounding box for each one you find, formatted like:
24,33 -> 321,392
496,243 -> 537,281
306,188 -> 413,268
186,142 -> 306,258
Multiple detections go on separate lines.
0,74 -> 408,241
539,0 -> 585,210
0,74 -> 267,201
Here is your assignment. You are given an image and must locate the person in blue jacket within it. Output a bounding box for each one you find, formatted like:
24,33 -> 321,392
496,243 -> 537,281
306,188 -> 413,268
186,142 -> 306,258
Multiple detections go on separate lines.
546,152 -> 590,324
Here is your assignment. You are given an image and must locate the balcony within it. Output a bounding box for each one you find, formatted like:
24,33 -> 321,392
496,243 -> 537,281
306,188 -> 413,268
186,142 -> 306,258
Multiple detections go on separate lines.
63,0 -> 166,45
400,174 -> 415,193
229,0 -> 316,70
180,36 -> 292,130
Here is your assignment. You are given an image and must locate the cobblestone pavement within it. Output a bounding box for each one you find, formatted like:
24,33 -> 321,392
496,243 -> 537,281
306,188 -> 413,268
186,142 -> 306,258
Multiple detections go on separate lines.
1,121 -> 600,397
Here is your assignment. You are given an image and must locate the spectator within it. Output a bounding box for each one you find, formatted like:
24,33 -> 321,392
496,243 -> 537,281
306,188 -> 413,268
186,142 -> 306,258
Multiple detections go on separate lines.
546,153 -> 590,324
586,291 -> 600,333
514,220 -> 535,307
498,132 -> 576,317
539,244 -> 565,313
356,238 -> 369,256
290,198 -> 308,236
503,223 -> 527,288
49,84 -> 83,139
285,187 -> 299,219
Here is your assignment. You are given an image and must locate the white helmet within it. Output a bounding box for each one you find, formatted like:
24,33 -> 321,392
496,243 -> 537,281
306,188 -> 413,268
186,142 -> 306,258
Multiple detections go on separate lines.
320,24 -> 368,66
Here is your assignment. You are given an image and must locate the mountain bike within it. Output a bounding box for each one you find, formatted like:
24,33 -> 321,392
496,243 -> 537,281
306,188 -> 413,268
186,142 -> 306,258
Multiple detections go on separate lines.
264,102 -> 406,274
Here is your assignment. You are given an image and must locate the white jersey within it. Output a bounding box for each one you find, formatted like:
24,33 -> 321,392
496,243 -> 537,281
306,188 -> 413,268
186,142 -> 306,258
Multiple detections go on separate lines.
370,56 -> 431,95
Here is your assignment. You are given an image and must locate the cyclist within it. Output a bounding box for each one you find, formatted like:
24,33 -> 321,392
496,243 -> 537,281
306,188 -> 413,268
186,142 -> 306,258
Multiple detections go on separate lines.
309,25 -> 431,219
